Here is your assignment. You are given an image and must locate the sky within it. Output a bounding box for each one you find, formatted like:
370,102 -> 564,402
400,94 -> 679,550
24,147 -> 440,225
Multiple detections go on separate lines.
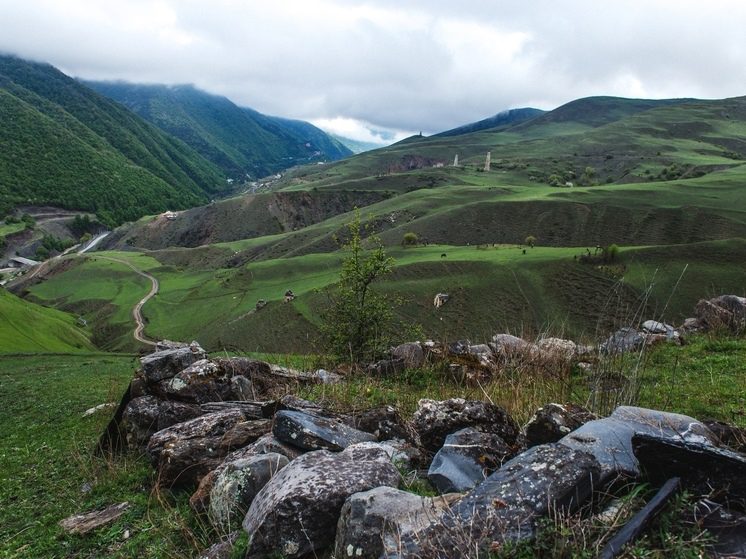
1,0 -> 746,144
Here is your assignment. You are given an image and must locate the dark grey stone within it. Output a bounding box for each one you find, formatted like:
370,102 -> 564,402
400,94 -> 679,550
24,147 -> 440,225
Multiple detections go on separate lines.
140,345 -> 205,383
524,403 -> 597,446
242,445 -> 400,558
209,453 -> 289,532
273,410 -> 376,451
559,406 -> 718,480
121,395 -> 203,449
391,342 -> 425,368
347,405 -> 419,445
412,398 -> 520,452
155,359 -> 251,404
146,410 -> 271,487
334,487 -> 460,559
632,432 -> 746,504
427,428 -> 513,493
600,327 -> 645,354
694,499 -> 746,558
400,443 -> 600,557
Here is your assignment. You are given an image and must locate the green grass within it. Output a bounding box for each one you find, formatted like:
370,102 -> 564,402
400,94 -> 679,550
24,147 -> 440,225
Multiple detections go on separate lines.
1,331 -> 743,557
0,353 -> 217,559
21,238 -> 746,354
0,289 -> 95,353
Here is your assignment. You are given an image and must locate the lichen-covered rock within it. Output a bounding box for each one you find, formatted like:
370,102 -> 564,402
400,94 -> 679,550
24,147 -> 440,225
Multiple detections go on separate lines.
190,433 -> 303,515
155,359 -> 252,404
345,440 -> 424,472
536,337 -> 577,359
146,410 -> 271,487
197,533 -> 239,559
489,333 -> 528,357
242,445 -> 401,558
140,344 -> 205,383
209,453 -> 288,532
559,406 -> 718,481
273,410 -> 376,451
400,443 -> 600,556
121,395 -> 202,449
600,327 -> 645,354
412,398 -> 520,452
334,487 -> 460,559
347,405 -> 419,445
391,342 -> 425,368
696,295 -> 746,332
427,428 -> 513,493
524,403 -> 597,446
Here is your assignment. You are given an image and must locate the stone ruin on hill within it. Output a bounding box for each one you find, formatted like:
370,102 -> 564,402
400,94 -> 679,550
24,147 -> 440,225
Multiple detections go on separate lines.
91,294 -> 746,558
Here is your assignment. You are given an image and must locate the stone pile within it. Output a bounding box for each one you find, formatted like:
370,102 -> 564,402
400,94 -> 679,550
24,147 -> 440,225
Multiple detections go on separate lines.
95,295 -> 746,558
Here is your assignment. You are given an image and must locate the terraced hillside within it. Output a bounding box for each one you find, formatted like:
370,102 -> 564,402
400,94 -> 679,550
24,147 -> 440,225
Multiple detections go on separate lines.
15,94 -> 746,353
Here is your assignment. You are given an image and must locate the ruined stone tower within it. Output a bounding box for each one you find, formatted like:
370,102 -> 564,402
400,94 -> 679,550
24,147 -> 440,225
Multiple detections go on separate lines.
484,151 -> 491,172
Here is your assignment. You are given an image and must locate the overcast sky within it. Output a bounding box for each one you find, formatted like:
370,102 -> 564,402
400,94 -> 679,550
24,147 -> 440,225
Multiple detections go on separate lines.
1,1 -> 745,143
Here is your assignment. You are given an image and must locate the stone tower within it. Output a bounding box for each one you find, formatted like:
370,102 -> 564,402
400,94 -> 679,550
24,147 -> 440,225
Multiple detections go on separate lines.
453,154 -> 459,166
484,151 -> 491,172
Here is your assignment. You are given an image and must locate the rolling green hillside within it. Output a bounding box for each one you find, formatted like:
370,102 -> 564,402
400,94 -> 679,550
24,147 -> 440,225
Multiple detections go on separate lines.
435,107 -> 545,137
0,288 -> 94,353
85,82 -> 352,180
0,55 -> 229,225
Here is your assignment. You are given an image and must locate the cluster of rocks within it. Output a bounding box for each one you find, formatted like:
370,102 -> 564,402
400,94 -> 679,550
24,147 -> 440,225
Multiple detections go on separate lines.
98,339 -> 746,559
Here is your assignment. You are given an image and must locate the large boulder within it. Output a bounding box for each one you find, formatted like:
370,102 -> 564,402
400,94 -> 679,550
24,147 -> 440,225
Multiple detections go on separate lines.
600,327 -> 645,354
140,344 -> 205,383
632,432 -> 746,504
412,398 -> 520,452
391,342 -> 425,368
334,487 -> 460,559
154,359 -> 254,404
427,428 -> 513,493
209,453 -> 289,532
190,433 -> 305,515
524,403 -> 597,446
121,395 -> 202,449
489,333 -> 528,358
536,337 -> 577,359
146,410 -> 271,487
559,406 -> 718,481
400,443 -> 600,556
273,410 -> 376,451
696,295 -> 746,332
242,445 -> 401,558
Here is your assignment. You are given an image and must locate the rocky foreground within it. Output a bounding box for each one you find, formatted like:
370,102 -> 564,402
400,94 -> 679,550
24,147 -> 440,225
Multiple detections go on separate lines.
90,295 -> 746,558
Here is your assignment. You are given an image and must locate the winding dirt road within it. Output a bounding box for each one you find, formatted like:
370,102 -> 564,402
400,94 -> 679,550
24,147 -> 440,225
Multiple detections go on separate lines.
97,256 -> 159,346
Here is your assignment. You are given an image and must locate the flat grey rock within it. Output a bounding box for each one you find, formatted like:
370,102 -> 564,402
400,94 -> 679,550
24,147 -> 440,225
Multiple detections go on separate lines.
273,409 -> 376,451
427,427 -> 512,493
400,443 -> 600,556
559,406 -> 717,480
141,345 -> 205,383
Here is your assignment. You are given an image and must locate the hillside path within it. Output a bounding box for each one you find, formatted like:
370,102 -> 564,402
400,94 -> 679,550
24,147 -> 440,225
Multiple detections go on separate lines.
97,256 -> 159,346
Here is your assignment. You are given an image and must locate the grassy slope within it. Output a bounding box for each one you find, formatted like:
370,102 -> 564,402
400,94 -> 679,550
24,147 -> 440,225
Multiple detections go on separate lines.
0,56 -> 226,224
0,289 -> 95,353
24,239 -> 746,353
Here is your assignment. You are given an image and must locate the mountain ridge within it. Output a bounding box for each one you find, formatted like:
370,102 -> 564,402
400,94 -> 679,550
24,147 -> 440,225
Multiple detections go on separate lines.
84,81 -> 352,180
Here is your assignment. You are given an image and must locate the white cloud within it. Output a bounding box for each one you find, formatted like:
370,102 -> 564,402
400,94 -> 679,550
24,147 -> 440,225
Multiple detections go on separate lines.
1,0 -> 745,135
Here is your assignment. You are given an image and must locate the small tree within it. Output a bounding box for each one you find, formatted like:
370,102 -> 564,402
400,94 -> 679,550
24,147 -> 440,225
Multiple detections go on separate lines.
402,232 -> 418,247
604,243 -> 619,262
525,235 -> 537,248
321,210 -> 396,364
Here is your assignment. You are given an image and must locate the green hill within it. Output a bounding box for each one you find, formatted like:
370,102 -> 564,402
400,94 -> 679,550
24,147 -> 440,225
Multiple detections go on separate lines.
85,82 -> 352,180
0,55 -> 231,225
435,107 -> 545,137
0,288 -> 94,353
